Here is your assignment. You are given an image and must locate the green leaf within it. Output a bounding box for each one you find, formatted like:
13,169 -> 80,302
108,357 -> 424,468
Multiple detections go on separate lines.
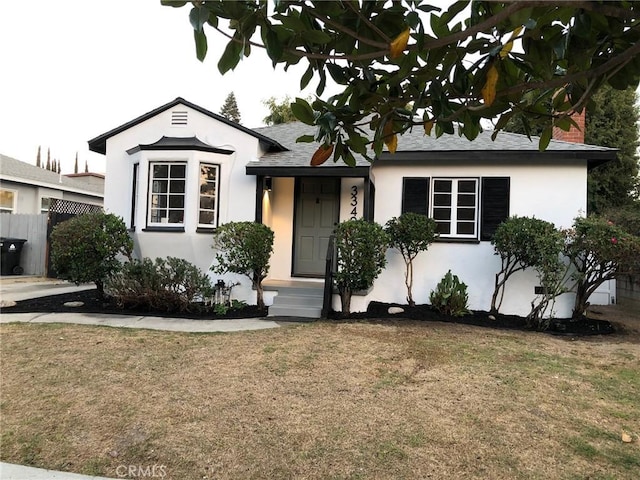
194,29 -> 208,62
301,29 -> 332,44
296,134 -> 315,143
327,64 -> 348,84
300,65 -> 314,90
539,126 -> 552,151
161,1 -> 187,7
290,98 -> 316,125
189,6 -> 210,31
217,39 -> 242,73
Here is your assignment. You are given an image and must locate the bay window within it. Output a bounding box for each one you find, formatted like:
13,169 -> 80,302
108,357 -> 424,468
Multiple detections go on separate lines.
148,162 -> 186,226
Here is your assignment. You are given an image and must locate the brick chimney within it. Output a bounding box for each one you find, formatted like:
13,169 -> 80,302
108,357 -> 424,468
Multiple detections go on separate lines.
552,108 -> 585,144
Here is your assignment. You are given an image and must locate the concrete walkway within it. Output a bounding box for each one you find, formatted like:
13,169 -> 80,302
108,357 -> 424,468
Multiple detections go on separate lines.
0,277 -> 286,480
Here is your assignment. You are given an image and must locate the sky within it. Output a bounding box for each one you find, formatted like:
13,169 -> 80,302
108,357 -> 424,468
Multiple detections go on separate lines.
0,0 -> 317,174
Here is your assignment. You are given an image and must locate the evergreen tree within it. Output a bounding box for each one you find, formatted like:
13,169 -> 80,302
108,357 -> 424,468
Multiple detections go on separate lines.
85,160 -> 89,173
219,92 -> 241,123
586,87 -> 639,213
262,95 -> 299,125
46,148 -> 51,171
36,146 -> 41,167
57,159 -> 61,174
52,159 -> 57,173
74,152 -> 79,174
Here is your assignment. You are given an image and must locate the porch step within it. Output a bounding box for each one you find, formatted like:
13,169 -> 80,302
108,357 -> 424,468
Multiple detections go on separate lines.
268,285 -> 324,319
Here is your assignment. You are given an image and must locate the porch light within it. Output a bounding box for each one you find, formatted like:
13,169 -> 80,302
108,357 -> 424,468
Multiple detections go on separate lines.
265,176 -> 273,192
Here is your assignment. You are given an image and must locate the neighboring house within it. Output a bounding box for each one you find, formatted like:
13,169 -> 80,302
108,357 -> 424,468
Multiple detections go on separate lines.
88,97 -> 616,318
0,154 -> 104,214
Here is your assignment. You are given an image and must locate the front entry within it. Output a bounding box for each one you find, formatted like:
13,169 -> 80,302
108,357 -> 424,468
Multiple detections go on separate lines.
293,177 -> 340,276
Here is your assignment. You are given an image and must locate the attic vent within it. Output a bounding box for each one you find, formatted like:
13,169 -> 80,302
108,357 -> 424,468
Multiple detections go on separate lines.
171,110 -> 188,126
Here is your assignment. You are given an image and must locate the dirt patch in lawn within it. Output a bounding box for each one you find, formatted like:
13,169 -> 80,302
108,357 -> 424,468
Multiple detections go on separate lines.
1,320 -> 639,479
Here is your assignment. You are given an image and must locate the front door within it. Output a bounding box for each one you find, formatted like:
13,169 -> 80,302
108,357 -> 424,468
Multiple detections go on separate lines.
293,177 -> 340,276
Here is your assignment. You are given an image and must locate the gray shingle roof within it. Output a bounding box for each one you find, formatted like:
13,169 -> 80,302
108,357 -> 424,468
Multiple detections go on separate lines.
0,154 -> 104,196
251,121 -> 616,169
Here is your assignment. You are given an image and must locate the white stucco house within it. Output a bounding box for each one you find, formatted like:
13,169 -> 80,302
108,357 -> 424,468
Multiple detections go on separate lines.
88,97 -> 616,318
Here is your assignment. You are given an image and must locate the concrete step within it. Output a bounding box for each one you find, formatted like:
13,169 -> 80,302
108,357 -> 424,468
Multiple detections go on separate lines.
268,286 -> 324,318
271,294 -> 323,307
268,304 -> 323,318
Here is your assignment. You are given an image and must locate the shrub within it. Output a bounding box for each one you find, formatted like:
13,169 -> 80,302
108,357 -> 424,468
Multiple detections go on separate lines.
565,215 -> 640,318
490,216 -> 564,315
50,212 -> 133,298
106,257 -> 213,313
429,270 -> 469,316
385,212 -> 438,306
212,222 -> 274,310
334,219 -> 389,314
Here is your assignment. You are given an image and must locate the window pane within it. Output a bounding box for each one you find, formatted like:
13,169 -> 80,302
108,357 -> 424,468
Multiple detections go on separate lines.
152,180 -> 168,193
457,194 -> 476,207
436,222 -> 450,234
457,222 -> 475,235
457,208 -> 476,221
171,164 -> 186,178
458,180 -> 476,193
433,208 -> 451,220
200,197 -> 215,210
434,180 -> 452,192
433,193 -> 451,206
169,180 -> 185,193
201,165 -> 217,181
150,209 -> 166,223
151,194 -> 167,208
199,211 -> 216,225
201,184 -> 216,195
168,195 -> 184,208
153,165 -> 169,178
0,190 -> 15,209
168,210 -> 184,223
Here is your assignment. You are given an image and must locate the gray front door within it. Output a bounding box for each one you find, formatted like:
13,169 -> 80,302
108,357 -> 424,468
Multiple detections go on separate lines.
293,177 -> 340,276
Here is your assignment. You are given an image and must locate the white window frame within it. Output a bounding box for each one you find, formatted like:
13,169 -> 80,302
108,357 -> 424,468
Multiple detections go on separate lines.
147,161 -> 187,227
431,177 -> 479,239
198,163 -> 220,229
0,189 -> 17,214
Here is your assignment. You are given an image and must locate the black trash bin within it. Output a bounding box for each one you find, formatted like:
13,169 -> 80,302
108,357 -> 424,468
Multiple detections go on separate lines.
0,237 -> 27,275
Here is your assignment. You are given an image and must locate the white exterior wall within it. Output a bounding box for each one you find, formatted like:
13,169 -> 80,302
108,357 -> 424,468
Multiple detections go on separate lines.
103,103 -> 263,304
344,159 -> 589,317
0,181 -> 102,214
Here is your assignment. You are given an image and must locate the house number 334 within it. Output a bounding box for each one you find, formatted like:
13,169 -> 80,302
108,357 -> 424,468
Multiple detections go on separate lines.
350,185 -> 358,220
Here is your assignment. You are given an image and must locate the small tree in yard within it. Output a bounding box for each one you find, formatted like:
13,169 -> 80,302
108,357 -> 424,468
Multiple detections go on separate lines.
334,219 -> 388,314
212,222 -> 274,310
565,216 -> 640,319
50,212 -> 133,298
385,213 -> 438,306
490,216 -> 563,315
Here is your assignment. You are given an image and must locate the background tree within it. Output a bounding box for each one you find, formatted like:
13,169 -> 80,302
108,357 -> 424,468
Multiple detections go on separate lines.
504,85 -> 640,213
46,148 -> 51,171
85,159 -> 89,173
74,152 -> 79,174
219,91 -> 241,123
165,1 -> 640,165
36,146 -> 41,168
262,96 -> 298,125
50,213 -> 133,299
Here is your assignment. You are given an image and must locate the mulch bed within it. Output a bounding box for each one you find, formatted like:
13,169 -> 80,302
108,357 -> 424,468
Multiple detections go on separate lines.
1,290 -> 615,336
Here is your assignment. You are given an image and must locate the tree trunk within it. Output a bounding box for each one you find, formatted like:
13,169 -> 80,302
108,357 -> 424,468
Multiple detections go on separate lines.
405,260 -> 414,306
340,289 -> 352,314
95,280 -> 105,300
572,281 -> 589,319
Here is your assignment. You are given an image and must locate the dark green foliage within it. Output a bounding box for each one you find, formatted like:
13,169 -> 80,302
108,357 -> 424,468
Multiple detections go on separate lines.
586,86 -> 639,213
429,270 -> 469,317
334,219 -> 389,314
603,203 -> 640,237
220,91 -> 241,123
36,146 -> 41,168
212,221 -> 274,310
385,213 -> 438,306
50,213 -> 133,297
106,257 -> 214,313
490,216 -> 564,315
167,1 -> 640,164
565,216 -> 640,318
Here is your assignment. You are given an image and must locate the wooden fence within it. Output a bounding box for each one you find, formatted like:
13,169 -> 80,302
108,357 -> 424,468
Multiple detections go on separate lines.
0,214 -> 48,275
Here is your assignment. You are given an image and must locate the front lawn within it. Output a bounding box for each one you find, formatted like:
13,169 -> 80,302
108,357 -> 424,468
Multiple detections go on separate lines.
1,319 -> 639,479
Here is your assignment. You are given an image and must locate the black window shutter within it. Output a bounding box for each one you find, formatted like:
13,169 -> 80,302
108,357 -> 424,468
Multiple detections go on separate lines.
480,177 -> 510,241
402,177 -> 430,215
